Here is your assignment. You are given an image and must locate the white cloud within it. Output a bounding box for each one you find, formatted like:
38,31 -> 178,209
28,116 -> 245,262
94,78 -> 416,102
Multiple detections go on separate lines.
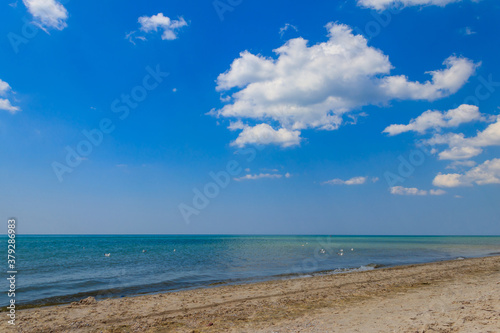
433,173 -> 464,187
433,158 -> 500,187
23,0 -> 68,30
446,160 -> 477,170
227,120 -> 246,131
0,100 -> 20,114
438,146 -> 483,160
234,173 -> 283,181
323,176 -> 368,185
383,104 -> 483,136
463,27 -> 476,36
390,186 -> 427,195
214,23 -> 477,147
125,31 -> 147,45
231,123 -> 301,148
138,13 -> 187,40
468,116 -> 500,146
279,23 -> 298,38
387,105 -> 500,161
357,0 -> 460,11
430,189 -> 446,195
380,56 -> 477,101
388,186 -> 447,196
0,79 -> 11,95
0,79 -> 20,114
427,116 -> 500,160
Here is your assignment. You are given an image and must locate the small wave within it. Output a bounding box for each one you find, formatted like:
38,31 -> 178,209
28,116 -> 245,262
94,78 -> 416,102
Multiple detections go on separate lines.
298,263 -> 386,277
331,265 -> 374,273
363,263 -> 386,269
207,281 -> 227,286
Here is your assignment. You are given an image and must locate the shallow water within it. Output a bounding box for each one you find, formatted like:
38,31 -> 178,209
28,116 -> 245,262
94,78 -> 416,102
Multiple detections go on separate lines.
1,235 -> 499,307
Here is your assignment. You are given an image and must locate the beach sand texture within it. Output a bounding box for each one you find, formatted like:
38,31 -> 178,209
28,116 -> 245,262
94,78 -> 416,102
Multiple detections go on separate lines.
4,256 -> 500,332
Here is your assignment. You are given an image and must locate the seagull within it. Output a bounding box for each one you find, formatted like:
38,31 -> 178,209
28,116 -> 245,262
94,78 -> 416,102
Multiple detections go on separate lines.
340,249 -> 343,252
104,253 -> 111,257
351,248 -> 354,251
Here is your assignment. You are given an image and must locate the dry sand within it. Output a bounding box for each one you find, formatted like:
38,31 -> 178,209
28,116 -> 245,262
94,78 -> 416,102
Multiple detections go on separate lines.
3,256 -> 500,332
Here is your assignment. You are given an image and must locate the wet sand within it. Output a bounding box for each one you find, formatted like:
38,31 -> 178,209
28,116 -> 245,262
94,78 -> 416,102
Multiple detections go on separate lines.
3,255 -> 500,332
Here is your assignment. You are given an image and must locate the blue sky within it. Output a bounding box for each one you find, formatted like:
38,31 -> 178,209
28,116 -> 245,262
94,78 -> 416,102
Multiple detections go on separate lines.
1,0 -> 499,235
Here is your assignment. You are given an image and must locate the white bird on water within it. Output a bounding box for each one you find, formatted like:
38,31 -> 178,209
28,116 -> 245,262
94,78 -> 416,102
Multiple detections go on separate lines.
104,253 -> 111,257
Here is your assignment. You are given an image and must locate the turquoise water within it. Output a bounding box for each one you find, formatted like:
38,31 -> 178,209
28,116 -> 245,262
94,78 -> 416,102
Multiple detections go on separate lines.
1,235 -> 499,307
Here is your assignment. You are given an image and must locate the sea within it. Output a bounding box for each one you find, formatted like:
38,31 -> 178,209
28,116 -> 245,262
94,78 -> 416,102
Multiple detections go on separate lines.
1,235 -> 499,308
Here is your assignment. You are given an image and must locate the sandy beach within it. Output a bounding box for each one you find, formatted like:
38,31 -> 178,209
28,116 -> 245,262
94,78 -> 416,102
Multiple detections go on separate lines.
4,255 -> 500,332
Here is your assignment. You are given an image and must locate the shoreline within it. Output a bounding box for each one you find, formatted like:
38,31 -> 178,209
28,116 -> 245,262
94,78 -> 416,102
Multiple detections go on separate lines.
3,254 -> 492,311
3,262 -> 387,311
3,255 -> 500,332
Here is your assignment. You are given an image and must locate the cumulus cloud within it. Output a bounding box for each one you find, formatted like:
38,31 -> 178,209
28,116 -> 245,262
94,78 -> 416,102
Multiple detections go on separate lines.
0,80 -> 11,95
234,173 -> 284,181
433,158 -> 500,187
0,79 -> 20,114
384,104 -> 499,161
322,176 -> 368,185
0,100 -> 20,113
357,0 -> 460,11
380,56 -> 477,101
138,13 -> 187,40
437,144 -> 482,160
213,23 -> 477,147
427,116 -> 500,160
390,186 -> 427,195
23,0 -> 68,30
433,173 -> 464,187
231,123 -> 301,147
383,104 -> 483,136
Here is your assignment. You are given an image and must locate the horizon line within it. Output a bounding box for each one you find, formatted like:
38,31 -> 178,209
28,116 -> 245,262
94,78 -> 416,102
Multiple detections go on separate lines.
1,233 -> 500,237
